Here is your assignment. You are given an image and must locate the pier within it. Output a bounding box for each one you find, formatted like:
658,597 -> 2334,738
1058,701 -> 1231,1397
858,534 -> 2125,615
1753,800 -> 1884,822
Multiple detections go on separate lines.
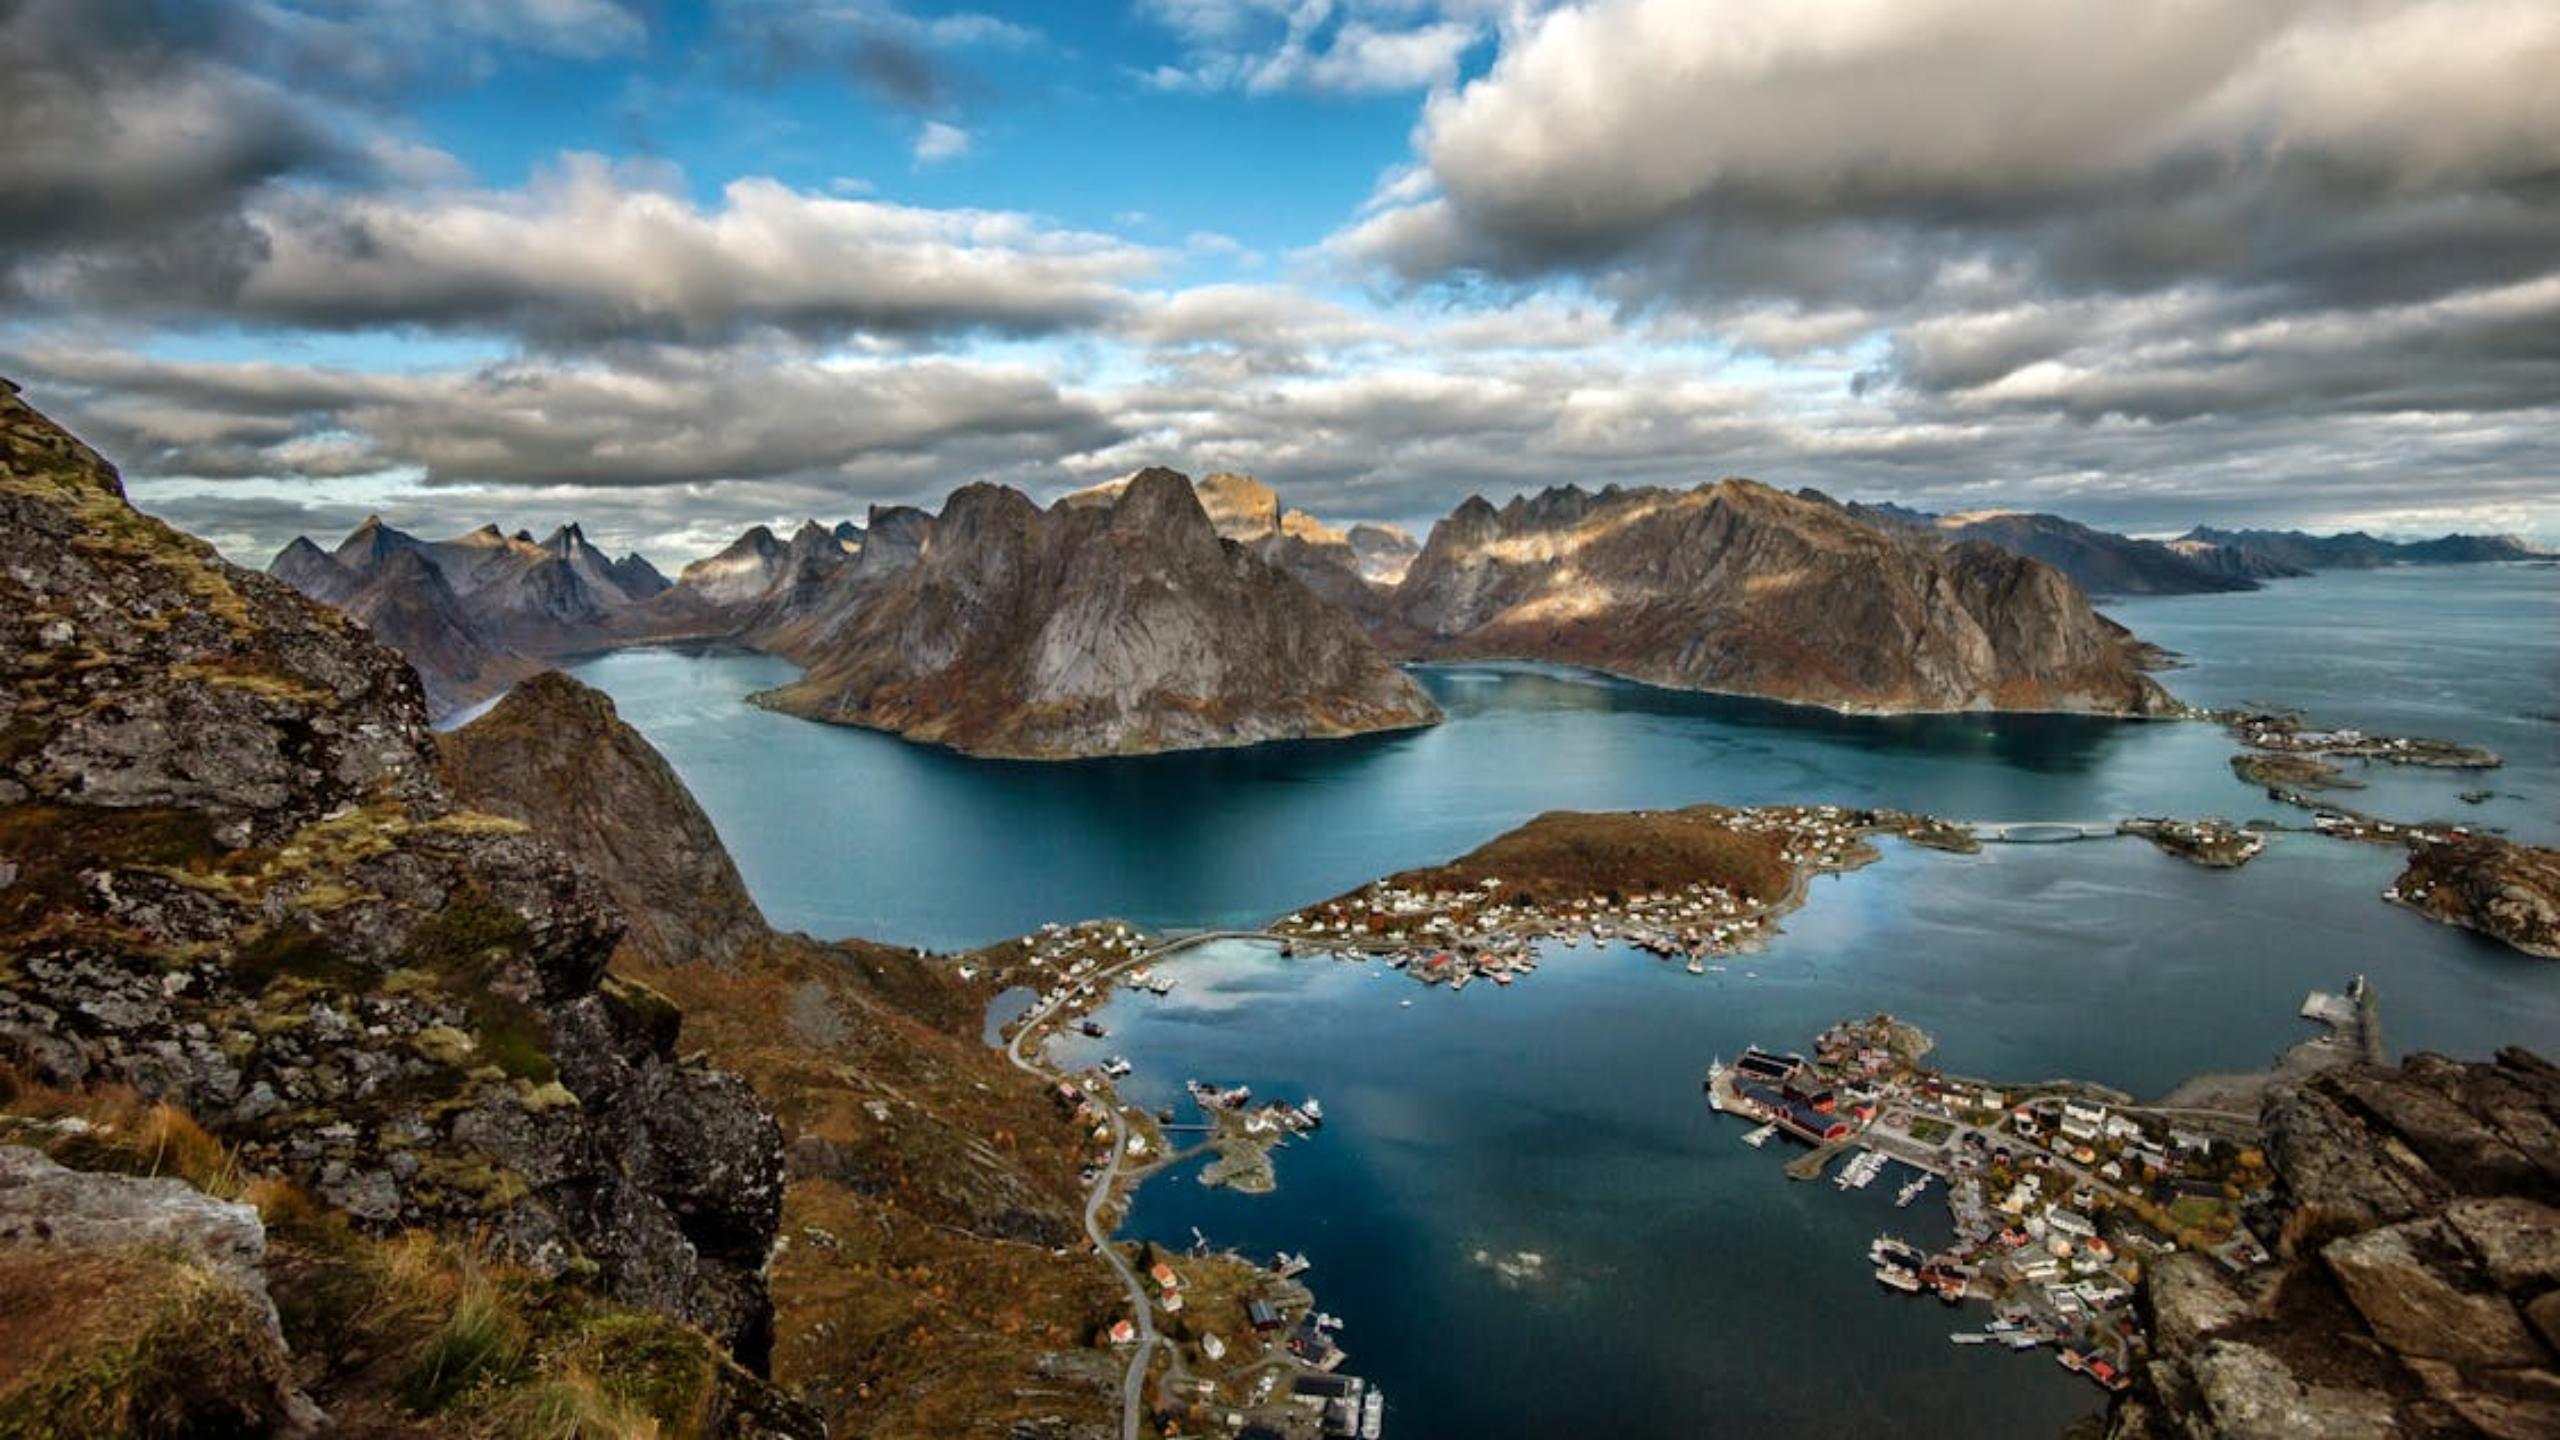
1785,1138 -> 1856,1181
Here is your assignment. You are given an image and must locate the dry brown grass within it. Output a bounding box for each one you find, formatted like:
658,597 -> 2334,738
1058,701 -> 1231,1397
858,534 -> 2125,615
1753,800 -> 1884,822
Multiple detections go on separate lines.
1387,804 -> 1796,906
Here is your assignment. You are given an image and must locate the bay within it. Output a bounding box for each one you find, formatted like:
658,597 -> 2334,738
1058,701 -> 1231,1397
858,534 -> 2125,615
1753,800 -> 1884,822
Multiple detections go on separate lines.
568,564 -> 2560,1439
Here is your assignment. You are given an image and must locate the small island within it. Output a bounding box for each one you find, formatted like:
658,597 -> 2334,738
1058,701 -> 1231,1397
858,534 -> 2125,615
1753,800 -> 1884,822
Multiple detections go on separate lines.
2117,816 -> 2266,868
1268,802 -> 1978,985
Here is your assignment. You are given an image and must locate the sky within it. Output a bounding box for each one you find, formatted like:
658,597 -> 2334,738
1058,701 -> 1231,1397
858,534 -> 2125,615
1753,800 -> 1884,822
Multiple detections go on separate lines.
6,0 -> 2558,567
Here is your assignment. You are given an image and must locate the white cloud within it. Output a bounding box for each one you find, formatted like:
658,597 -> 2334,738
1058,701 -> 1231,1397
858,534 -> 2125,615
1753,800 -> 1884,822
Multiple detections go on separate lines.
1138,0 -> 1504,95
21,153 -> 1160,343
913,121 -> 974,164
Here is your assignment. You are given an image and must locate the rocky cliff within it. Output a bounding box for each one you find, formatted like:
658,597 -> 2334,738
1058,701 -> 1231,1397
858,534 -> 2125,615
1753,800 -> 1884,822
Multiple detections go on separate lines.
439,671 -> 769,968
430,669 -> 1122,1438
2114,1049 -> 2560,1440
0,381 -> 802,1420
2391,835 -> 2560,961
755,469 -> 1440,758
1391,480 -> 2177,716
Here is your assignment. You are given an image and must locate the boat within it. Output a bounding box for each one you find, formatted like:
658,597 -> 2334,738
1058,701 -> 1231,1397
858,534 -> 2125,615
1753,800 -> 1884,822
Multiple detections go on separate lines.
1949,1332 -> 1992,1345
1272,1251 -> 1312,1278
1300,1098 -> 1324,1126
1895,1174 -> 1933,1207
1684,957 -> 1705,974
1079,1019 -> 1108,1038
1361,1388 -> 1384,1439
1836,1151 -> 1887,1190
1741,1123 -> 1776,1148
1875,1265 -> 1923,1293
1145,974 -> 1178,995
1101,1056 -> 1132,1078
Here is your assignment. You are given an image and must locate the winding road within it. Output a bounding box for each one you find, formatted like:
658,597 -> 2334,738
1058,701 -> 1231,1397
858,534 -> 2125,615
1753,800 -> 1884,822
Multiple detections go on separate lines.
1001,933 -> 1232,1440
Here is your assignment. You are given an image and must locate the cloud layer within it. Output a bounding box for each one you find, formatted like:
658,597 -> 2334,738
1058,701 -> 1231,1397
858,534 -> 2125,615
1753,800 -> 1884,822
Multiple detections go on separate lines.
7,0 -> 2555,565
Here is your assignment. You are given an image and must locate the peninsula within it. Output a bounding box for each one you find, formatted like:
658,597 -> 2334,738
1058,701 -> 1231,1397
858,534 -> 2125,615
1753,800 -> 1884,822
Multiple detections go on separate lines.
1383,480 -> 2178,717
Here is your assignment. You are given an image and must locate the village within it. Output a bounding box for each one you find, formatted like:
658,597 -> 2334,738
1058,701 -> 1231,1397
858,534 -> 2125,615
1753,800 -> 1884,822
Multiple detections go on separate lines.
1264,804 -> 1981,991
1704,1009 -> 2319,1396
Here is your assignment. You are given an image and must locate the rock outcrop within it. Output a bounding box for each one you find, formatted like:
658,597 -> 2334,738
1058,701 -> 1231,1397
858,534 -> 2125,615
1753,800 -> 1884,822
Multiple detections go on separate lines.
754,469 -> 1439,758
2391,835 -> 2560,960
439,671 -> 768,968
0,1144 -> 328,1434
1390,480 -> 2177,716
0,381 -> 789,1369
2115,1049 -> 2560,1440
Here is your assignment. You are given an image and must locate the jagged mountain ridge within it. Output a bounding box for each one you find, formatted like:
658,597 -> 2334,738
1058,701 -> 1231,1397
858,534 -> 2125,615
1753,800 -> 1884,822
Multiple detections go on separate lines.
754,468 -> 1443,757
1388,479 -> 2177,716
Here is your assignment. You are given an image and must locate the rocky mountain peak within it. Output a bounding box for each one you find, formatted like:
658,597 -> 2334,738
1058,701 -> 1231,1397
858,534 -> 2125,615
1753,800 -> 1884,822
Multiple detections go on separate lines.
1390,476 -> 2175,716
754,467 -> 1439,757
1195,469 -> 1283,536
440,671 -> 766,968
331,512 -> 422,571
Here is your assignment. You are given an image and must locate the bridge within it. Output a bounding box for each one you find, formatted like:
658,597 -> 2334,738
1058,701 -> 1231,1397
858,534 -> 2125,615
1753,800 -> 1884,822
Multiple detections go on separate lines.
1950,819 -> 2126,843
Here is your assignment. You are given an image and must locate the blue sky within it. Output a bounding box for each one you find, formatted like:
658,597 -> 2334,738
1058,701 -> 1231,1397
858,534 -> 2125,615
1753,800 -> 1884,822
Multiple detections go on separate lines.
5,0 -> 2557,564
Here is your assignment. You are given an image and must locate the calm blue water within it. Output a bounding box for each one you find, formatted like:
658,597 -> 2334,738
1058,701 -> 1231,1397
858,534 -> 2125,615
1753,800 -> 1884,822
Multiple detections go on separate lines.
569,565 -> 2560,1440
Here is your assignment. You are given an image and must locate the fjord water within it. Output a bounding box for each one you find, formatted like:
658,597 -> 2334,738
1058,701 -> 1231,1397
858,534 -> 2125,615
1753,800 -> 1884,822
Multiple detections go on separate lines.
572,565 -> 2560,1439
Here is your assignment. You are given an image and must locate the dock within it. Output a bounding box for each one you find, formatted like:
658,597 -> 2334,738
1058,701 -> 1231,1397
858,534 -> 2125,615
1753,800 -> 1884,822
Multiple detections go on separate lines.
1785,1137 -> 1855,1182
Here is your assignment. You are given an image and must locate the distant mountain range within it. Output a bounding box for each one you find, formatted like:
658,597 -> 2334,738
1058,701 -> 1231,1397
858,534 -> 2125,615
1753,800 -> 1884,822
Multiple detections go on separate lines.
2178,525 -> 2552,572
267,480 -> 2544,753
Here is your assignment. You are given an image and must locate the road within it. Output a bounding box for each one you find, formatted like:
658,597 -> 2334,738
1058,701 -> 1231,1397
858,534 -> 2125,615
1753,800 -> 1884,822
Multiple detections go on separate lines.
1002,933 -> 1228,1440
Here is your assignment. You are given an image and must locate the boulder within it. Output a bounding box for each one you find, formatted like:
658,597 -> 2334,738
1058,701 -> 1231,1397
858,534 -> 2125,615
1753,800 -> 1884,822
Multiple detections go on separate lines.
2322,1219 -> 2547,1371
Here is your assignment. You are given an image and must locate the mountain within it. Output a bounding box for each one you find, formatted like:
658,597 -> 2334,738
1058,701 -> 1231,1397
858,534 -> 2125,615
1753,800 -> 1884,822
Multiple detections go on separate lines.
270,515 -> 685,716
1389,480 -> 2177,716
676,524 -> 788,607
1929,509 -> 2275,596
2182,526 -> 2554,571
2162,535 -> 2306,585
0,379 -> 816,1429
267,534 -> 360,605
1063,469 -> 1395,623
2115,1049 -> 2560,1440
610,549 -> 672,599
1348,522 -> 1421,584
4,380 -> 1130,1435
334,544 -> 545,716
434,670 -> 1126,1437
1842,500 -> 2296,596
438,671 -> 768,967
754,468 -> 1442,757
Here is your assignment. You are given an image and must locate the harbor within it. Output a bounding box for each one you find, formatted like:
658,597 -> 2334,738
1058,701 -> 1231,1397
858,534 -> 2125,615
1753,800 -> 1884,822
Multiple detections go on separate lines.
1697,1000 -> 2375,1398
